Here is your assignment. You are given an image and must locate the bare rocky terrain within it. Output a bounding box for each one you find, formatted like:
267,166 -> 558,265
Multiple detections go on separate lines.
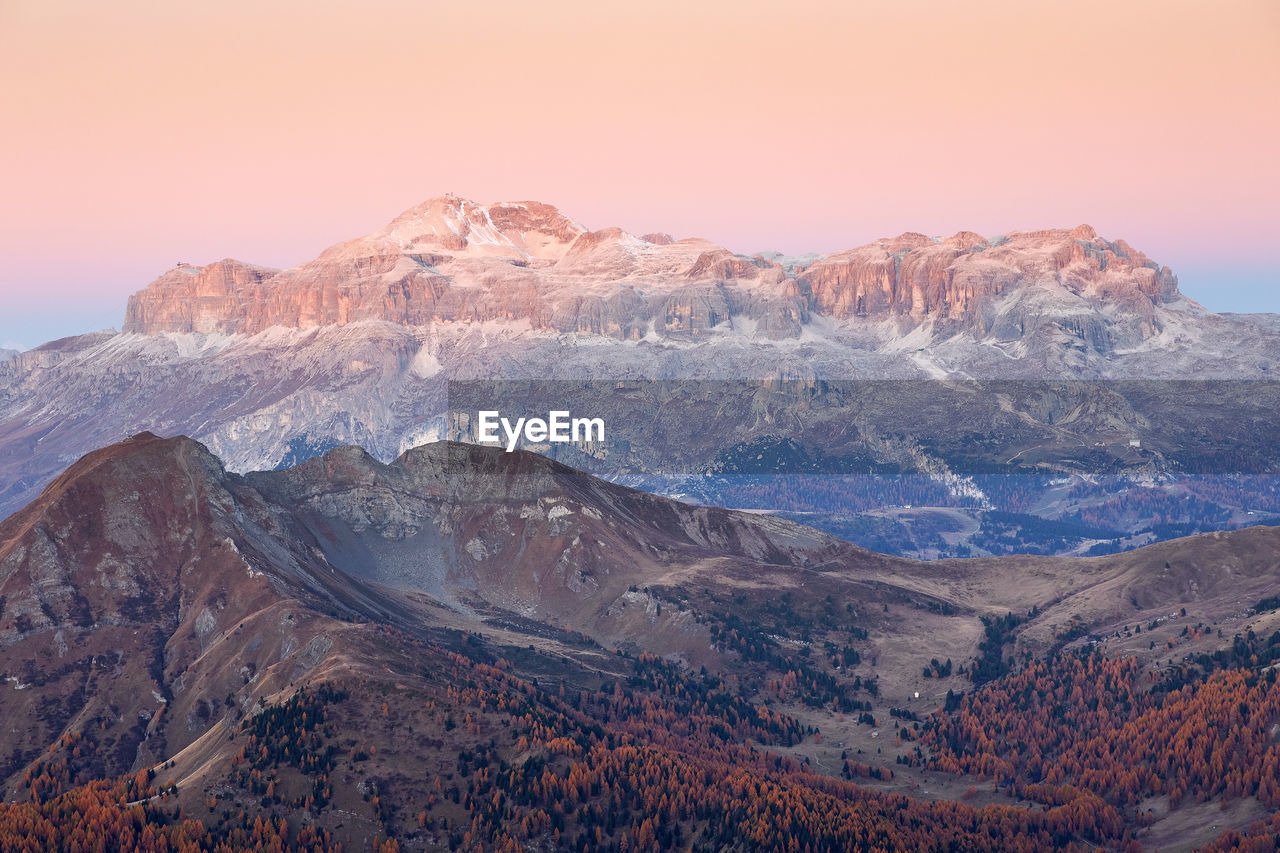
2,433 -> 1278,848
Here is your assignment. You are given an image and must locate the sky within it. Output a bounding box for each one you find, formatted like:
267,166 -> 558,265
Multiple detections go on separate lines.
1,0 -> 1277,350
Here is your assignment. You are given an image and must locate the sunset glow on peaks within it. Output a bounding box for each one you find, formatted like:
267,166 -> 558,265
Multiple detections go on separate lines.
1,0 -> 1277,348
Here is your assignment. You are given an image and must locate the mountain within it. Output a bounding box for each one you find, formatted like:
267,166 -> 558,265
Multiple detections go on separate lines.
3,433 -> 1279,849
2,196 -> 1278,527
123,197 -> 1184,346
0,431 -> 879,800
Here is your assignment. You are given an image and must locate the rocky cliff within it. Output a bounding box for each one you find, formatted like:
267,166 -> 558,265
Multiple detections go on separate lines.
123,196 -> 1183,345
801,225 -> 1179,336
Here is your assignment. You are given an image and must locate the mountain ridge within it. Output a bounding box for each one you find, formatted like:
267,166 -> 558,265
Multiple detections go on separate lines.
3,431 -> 1280,848
122,195 -> 1187,344
3,197 -> 1278,531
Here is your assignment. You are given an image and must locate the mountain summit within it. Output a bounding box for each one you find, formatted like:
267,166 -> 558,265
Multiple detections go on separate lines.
124,196 -> 1186,343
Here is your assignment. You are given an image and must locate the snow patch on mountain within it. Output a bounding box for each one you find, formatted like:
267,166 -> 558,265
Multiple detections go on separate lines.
410,345 -> 442,378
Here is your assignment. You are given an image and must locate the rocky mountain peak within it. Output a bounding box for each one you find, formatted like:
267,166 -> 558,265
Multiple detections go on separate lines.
371,195 -> 587,261
799,223 -> 1182,328
118,197 -> 1186,344
123,259 -> 279,335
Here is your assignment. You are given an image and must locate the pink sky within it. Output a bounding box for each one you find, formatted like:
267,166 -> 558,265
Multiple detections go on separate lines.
2,0 -> 1277,348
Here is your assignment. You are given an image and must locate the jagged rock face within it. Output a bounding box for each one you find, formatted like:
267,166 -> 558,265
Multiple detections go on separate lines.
799,225 -> 1179,344
123,196 -> 803,340
124,260 -> 279,335
122,198 -> 1178,344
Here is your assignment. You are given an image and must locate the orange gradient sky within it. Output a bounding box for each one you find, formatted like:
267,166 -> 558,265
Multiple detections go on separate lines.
1,0 -> 1277,348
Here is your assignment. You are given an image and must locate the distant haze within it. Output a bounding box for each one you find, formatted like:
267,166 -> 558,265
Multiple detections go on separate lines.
2,0 -> 1277,349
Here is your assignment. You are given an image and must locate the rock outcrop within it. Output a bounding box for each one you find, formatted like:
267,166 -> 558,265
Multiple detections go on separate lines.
800,224 -> 1179,340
